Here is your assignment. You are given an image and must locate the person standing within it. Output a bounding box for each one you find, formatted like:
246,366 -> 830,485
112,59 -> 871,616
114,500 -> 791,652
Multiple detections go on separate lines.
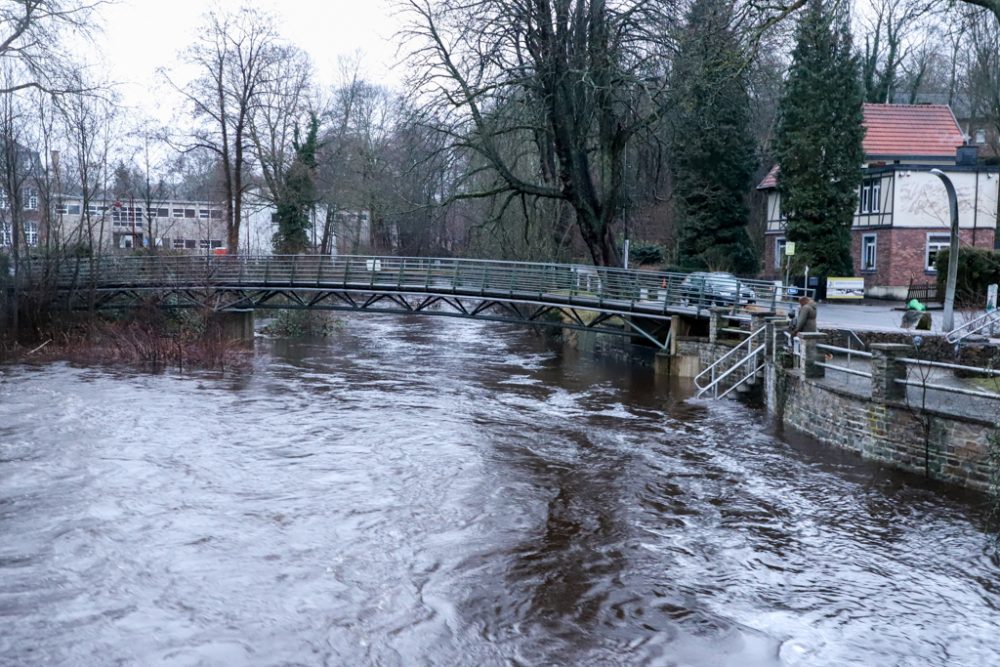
789,296 -> 817,335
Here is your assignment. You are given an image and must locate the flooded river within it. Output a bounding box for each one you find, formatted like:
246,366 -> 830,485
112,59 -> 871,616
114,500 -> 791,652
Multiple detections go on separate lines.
1,315 -> 999,666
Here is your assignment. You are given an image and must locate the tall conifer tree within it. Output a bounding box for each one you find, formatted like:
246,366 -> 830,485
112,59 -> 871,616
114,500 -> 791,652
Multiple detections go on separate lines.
272,114 -> 319,254
774,0 -> 865,280
670,0 -> 757,274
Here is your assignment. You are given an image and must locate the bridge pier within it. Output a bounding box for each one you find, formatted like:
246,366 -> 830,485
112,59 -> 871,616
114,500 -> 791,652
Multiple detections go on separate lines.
213,309 -> 255,347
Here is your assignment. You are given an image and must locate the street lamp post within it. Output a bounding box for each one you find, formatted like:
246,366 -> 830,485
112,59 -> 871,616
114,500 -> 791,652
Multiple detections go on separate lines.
929,169 -> 960,332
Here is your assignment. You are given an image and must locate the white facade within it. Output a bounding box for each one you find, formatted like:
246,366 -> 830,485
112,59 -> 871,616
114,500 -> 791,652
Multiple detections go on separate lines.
890,170 -> 998,230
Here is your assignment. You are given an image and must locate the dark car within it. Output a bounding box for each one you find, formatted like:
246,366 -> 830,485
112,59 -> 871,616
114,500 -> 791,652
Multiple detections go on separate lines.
679,272 -> 756,306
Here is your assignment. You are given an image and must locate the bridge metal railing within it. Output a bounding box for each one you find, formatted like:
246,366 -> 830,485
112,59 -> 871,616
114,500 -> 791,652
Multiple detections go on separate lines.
32,254 -> 807,315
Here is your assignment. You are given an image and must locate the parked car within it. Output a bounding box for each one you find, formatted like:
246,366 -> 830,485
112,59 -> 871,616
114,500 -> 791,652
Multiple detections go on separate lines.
679,272 -> 756,306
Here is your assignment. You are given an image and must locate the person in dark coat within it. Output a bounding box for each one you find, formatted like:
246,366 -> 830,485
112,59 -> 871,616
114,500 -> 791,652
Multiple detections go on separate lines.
789,296 -> 817,335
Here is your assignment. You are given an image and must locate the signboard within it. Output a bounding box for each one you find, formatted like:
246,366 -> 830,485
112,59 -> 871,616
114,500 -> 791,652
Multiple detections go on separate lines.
366,259 -> 382,271
988,283 -> 998,311
785,242 -> 796,256
826,276 -> 865,299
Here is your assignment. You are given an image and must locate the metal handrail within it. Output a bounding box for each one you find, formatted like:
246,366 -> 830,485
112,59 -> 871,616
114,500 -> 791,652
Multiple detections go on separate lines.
946,309 -> 1000,344
694,326 -> 766,398
700,344 -> 767,399
817,343 -> 873,359
716,358 -> 767,399
31,254 -> 810,314
895,378 -> 1000,400
815,362 -> 873,379
898,356 -> 1000,377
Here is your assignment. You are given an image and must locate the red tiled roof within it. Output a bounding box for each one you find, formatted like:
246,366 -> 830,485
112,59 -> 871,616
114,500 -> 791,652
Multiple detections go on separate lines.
756,103 -> 965,189
861,103 -> 964,158
757,164 -> 779,190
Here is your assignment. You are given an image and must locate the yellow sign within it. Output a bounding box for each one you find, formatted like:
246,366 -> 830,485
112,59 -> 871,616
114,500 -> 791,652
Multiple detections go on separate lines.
827,277 -> 864,299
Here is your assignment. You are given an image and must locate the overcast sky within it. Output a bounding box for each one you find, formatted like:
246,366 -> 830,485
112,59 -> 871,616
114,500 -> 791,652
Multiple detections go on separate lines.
89,0 -> 404,118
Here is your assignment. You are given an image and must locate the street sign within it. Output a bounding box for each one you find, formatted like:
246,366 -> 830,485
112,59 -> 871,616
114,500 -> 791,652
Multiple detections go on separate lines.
785,242 -> 796,256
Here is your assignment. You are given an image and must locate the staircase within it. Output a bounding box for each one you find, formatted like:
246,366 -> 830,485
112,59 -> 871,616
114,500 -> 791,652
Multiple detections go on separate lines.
694,326 -> 767,399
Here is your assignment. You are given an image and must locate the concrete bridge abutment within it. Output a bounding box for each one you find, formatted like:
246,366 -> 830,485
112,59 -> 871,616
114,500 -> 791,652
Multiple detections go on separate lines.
212,309 -> 255,347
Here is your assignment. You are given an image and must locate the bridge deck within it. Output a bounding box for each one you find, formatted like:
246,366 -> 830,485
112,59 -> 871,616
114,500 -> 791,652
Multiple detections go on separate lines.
31,255 -> 803,350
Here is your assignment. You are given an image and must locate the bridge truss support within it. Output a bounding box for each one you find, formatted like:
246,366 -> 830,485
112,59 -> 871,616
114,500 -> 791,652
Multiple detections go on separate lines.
67,287 -> 675,351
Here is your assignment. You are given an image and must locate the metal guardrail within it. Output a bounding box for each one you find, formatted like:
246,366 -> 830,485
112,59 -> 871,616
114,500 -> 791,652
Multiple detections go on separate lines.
815,342 -> 874,379
810,343 -> 1000,400
30,254 -> 808,316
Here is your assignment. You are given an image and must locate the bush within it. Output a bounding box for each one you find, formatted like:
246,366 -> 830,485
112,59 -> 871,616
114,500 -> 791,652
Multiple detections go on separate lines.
262,310 -> 339,337
934,247 -> 1000,306
629,241 -> 667,267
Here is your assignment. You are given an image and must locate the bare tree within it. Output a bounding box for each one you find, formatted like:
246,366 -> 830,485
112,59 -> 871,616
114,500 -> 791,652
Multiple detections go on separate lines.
55,70 -> 120,265
0,68 -> 37,337
956,0 -> 1000,24
401,0 -> 809,266
962,8 -> 1000,154
402,0 -> 680,265
163,6 -> 283,254
860,0 -> 936,103
0,0 -> 108,95
248,46 -> 313,197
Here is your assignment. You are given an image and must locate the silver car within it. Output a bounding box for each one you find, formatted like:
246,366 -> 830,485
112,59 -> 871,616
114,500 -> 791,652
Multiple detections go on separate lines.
679,272 -> 756,306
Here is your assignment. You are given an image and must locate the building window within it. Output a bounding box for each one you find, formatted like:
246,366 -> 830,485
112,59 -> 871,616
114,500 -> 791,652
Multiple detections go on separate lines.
774,237 -> 787,270
68,205 -> 80,215
975,129 -> 987,144
173,238 -> 185,249
861,234 -> 877,271
210,210 -> 222,219
210,240 -> 223,248
185,239 -> 196,249
185,209 -> 196,218
0,222 -> 39,246
926,234 -> 951,272
860,178 -> 881,214
23,188 -> 38,211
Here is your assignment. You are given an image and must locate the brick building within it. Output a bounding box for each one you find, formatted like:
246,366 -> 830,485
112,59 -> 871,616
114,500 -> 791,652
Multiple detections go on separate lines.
758,103 -> 1000,299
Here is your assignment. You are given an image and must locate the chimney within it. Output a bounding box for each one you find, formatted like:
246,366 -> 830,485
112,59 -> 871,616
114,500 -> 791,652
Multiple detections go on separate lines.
956,145 -> 978,166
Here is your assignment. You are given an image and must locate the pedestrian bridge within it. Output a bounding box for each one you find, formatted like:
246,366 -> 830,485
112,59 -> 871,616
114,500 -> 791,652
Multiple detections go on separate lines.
40,255 -> 801,350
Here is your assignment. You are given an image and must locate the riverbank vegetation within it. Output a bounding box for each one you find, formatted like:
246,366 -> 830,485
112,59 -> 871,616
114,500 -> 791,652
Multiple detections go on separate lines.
0,305 -> 251,371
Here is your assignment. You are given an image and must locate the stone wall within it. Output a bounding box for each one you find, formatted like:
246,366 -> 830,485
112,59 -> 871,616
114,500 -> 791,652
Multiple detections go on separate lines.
689,324 -> 997,493
773,368 -> 993,490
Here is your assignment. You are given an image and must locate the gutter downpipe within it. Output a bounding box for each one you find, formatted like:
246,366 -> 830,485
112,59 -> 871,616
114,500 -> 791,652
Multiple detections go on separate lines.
930,168 -> 959,332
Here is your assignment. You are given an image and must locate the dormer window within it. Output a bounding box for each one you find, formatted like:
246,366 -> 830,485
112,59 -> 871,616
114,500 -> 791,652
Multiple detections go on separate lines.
860,178 -> 881,214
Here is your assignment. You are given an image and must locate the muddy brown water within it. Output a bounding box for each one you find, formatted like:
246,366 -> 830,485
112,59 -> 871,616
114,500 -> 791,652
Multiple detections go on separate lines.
1,315 -> 998,666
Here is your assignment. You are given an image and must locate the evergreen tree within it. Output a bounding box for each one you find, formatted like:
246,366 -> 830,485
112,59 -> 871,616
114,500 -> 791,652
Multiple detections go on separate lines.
773,0 -> 865,280
272,113 -> 319,254
670,0 -> 758,275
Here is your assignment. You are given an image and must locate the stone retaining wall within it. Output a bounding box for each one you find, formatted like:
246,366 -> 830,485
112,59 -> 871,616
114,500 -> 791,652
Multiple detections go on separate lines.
770,367 -> 993,490
705,323 -> 997,493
